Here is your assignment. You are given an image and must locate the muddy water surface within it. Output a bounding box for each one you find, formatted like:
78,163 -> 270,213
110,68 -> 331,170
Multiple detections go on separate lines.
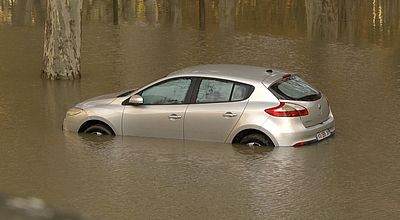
0,0 -> 399,219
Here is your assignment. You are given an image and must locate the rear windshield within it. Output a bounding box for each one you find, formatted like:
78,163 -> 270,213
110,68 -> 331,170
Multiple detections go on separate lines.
269,75 -> 321,101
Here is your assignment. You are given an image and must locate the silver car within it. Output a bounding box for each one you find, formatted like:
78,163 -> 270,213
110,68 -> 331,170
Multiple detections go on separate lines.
63,64 -> 335,147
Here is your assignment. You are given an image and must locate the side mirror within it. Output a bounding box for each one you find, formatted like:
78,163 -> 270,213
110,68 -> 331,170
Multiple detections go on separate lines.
128,95 -> 144,105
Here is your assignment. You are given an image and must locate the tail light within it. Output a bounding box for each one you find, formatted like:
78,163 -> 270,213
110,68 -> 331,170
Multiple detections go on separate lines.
282,73 -> 292,79
265,102 -> 309,117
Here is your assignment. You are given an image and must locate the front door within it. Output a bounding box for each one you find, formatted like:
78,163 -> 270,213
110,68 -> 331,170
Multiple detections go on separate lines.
122,78 -> 192,139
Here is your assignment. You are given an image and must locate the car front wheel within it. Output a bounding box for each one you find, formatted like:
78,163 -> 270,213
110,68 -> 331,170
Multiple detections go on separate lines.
83,124 -> 113,135
239,133 -> 273,147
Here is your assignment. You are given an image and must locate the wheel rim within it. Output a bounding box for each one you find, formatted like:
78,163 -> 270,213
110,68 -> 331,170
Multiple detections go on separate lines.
246,142 -> 262,147
84,126 -> 112,135
90,131 -> 104,136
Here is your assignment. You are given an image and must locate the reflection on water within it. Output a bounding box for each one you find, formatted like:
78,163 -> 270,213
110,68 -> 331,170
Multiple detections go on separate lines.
0,0 -> 399,219
1,0 -> 399,46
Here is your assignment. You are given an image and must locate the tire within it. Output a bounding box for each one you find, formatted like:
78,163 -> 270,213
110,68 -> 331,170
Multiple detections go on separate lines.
83,124 -> 113,135
239,133 -> 273,147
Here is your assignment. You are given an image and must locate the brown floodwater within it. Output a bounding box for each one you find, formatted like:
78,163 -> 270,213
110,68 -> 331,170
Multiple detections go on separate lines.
0,0 -> 399,219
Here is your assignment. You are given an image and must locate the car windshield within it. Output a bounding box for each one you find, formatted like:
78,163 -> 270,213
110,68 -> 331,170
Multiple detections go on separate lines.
269,75 -> 321,101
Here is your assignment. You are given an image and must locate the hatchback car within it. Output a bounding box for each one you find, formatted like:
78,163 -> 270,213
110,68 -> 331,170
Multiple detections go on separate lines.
63,64 -> 335,147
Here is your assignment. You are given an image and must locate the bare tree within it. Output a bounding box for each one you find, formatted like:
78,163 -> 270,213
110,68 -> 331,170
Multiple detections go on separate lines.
122,0 -> 133,21
305,0 -> 338,41
199,0 -> 205,29
42,0 -> 82,80
113,0 -> 118,25
170,0 -> 182,27
218,0 -> 236,31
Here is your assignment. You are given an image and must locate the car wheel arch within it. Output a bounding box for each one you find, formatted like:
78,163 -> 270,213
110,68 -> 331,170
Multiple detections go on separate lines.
78,119 -> 116,135
230,128 -> 277,147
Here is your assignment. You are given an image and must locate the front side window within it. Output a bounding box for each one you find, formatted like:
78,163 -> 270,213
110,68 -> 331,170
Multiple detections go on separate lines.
141,78 -> 191,105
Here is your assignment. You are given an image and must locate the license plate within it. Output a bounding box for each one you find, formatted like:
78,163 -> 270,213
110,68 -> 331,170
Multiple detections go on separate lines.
316,129 -> 331,141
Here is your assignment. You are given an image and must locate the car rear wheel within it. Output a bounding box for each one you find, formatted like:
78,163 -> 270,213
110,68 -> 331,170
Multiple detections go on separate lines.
239,133 -> 273,147
83,124 -> 113,136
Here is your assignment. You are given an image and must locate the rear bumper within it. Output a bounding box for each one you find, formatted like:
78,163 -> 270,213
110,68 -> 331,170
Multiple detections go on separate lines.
292,127 -> 335,147
262,113 -> 335,147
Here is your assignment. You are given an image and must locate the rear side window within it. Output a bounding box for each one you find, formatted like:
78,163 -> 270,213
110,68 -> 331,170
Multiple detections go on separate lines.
195,78 -> 253,103
196,79 -> 233,103
269,75 -> 321,101
231,84 -> 249,101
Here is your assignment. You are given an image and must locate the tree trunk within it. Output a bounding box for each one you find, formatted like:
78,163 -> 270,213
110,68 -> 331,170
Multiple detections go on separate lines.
305,0 -> 338,41
42,0 -> 82,80
199,0 -> 205,29
113,0 -> 118,25
169,0 -> 182,27
218,0 -> 236,31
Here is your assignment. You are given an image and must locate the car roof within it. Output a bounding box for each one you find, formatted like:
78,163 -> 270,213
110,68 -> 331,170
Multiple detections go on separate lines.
167,64 -> 287,85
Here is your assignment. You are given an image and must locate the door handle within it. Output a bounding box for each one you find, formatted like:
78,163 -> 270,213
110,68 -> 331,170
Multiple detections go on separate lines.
168,114 -> 182,120
223,112 -> 237,118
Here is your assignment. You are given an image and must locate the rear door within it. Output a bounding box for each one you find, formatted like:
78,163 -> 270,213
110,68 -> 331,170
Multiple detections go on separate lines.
184,78 -> 252,142
122,77 -> 192,139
